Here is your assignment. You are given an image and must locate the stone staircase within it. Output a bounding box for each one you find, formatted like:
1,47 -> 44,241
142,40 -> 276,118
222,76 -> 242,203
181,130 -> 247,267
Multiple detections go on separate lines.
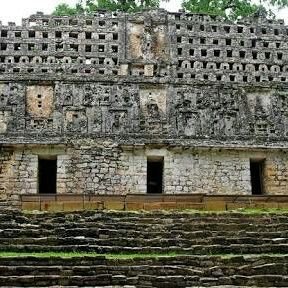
0,210 -> 288,254
0,210 -> 287,287
0,255 -> 287,287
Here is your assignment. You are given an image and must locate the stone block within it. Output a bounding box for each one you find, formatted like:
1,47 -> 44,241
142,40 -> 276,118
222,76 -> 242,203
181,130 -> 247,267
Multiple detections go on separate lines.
177,202 -> 205,210
226,202 -> 251,210
84,201 -> 102,210
143,202 -> 163,210
21,195 -> 41,202
41,201 -> 63,212
278,202 -> 288,208
104,201 -> 125,210
255,202 -> 279,209
126,202 -> 144,210
56,195 -> 84,202
63,201 -> 84,211
22,201 -> 40,211
204,201 -> 226,211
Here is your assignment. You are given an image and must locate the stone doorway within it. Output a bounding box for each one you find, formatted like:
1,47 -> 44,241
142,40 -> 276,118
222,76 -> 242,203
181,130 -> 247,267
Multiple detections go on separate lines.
147,157 -> 164,194
38,157 -> 57,194
250,159 -> 265,195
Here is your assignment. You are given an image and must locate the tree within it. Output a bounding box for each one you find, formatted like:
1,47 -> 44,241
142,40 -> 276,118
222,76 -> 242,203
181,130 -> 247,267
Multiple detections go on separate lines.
52,2 -> 84,16
182,0 -> 288,20
53,0 -> 167,15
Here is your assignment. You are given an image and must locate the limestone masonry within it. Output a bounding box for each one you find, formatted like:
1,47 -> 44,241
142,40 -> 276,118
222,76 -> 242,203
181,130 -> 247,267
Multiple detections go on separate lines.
1,9 -> 288,203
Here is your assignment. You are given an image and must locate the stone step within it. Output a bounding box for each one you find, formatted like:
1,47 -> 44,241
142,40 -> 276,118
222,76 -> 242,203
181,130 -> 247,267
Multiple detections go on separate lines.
0,274 -> 287,287
0,236 -> 286,247
3,212 -> 288,224
23,218 -> 288,227
20,215 -> 288,224
1,222 -> 288,232
1,243 -> 288,254
23,212 -> 288,221
0,265 -> 203,277
1,228 -> 287,239
0,255 -> 287,267
0,263 -> 287,277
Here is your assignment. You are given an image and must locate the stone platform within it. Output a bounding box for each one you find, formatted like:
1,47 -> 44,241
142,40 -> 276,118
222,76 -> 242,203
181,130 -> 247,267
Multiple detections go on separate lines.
20,194 -> 288,212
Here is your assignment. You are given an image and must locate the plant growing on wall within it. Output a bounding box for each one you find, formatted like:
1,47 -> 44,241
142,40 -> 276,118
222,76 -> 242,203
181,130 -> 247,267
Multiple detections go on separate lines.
182,0 -> 288,20
53,0 -> 169,15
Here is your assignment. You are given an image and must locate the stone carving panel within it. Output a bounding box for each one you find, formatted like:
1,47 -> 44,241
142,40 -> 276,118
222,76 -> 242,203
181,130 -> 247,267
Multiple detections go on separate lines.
172,86 -> 287,139
0,83 -> 25,134
139,87 -> 166,132
110,109 -> 128,133
175,88 -> 199,136
128,23 -> 144,59
2,80 -> 288,139
26,85 -> 54,118
64,109 -> 88,133
128,21 -> 168,61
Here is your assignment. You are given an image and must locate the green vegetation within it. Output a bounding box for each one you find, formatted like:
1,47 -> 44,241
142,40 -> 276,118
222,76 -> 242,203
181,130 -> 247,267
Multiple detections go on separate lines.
146,207 -> 288,215
0,251 -> 287,259
52,0 -> 288,19
53,3 -> 84,16
53,0 -> 169,15
0,251 -> 185,259
231,208 -> 288,214
182,0 -> 288,20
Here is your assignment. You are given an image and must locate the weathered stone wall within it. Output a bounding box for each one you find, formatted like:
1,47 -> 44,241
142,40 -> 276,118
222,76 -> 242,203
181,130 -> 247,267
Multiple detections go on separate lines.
0,10 -> 288,141
0,9 -> 288,200
1,82 -> 288,140
2,143 -> 288,200
0,10 -> 287,82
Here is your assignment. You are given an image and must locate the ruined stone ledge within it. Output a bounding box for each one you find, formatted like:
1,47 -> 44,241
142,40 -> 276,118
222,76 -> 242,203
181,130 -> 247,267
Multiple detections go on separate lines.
3,136 -> 288,150
1,74 -> 288,87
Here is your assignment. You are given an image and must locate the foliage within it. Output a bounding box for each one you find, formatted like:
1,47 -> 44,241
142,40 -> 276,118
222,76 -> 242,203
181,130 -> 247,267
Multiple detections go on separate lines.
52,3 -> 83,16
182,0 -> 288,20
233,207 -> 288,214
53,0 -> 167,15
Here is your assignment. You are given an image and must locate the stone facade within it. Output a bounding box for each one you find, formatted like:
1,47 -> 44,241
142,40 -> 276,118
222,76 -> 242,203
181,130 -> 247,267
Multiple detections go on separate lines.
0,9 -> 288,202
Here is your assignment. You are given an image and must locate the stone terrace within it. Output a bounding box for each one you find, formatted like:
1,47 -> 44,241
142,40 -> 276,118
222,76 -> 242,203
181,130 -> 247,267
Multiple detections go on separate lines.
0,209 -> 287,287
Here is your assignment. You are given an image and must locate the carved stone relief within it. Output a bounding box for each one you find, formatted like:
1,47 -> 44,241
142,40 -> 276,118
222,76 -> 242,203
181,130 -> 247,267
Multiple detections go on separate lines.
65,109 -> 88,133
26,85 -> 54,118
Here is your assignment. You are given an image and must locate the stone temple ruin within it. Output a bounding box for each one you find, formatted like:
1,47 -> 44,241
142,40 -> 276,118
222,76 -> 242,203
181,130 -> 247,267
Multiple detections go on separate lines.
0,9 -> 288,205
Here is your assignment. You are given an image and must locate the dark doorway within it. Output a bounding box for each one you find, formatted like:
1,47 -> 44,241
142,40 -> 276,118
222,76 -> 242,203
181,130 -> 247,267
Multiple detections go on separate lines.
147,158 -> 163,194
250,159 -> 264,195
38,157 -> 57,194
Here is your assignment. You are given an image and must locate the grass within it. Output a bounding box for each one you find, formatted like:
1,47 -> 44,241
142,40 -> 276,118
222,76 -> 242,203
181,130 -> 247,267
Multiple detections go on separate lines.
22,207 -> 288,215
147,208 -> 288,215
0,251 -> 287,259
0,251 -> 186,259
231,208 -> 288,214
